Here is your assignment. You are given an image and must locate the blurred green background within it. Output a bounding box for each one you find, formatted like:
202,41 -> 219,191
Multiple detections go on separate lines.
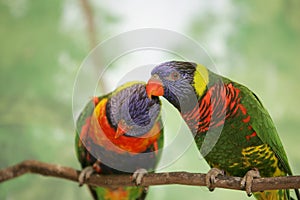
1,0 -> 300,199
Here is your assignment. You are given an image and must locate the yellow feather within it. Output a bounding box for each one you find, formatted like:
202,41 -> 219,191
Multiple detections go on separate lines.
241,144 -> 286,176
193,64 -> 209,96
113,81 -> 146,95
229,162 -> 239,168
241,145 -> 289,199
254,190 -> 288,200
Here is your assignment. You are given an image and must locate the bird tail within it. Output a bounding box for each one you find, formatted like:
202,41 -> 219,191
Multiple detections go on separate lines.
88,186 -> 146,200
254,189 -> 294,200
294,188 -> 300,200
88,186 -> 99,200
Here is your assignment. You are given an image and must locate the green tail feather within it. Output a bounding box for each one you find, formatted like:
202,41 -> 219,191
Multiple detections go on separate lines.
254,189 -> 293,200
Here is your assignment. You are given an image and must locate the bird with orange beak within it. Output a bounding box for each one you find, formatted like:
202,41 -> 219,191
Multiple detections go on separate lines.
75,81 -> 163,200
146,61 -> 299,200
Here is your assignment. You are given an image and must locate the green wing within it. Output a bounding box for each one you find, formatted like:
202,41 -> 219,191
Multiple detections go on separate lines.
75,96 -> 103,166
74,94 -> 163,200
153,114 -> 164,171
237,83 -> 293,175
75,96 -> 108,200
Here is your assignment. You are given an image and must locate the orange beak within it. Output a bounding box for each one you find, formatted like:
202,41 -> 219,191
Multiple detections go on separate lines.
146,75 -> 164,99
115,121 -> 127,139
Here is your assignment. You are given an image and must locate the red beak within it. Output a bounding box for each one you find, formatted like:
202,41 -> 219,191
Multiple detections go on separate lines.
146,75 -> 164,99
115,121 -> 127,139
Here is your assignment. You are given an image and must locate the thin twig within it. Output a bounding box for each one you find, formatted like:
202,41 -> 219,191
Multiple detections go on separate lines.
0,160 -> 300,193
79,0 -> 97,49
79,0 -> 106,92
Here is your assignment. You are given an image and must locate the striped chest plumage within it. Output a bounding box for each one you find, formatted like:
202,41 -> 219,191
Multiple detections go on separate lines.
182,82 -> 286,177
181,82 -> 243,133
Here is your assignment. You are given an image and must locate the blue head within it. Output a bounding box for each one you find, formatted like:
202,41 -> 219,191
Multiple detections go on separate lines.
107,82 -> 161,138
146,61 -> 203,112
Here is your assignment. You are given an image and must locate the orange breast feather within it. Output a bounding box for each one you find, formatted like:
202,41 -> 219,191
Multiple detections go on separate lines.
85,98 -> 161,154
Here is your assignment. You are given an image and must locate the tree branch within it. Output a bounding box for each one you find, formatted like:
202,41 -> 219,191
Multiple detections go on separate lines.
79,0 -> 106,92
0,160 -> 299,193
79,0 -> 97,49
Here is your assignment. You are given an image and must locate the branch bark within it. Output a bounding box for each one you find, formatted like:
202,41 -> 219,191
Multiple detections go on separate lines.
79,0 -> 97,49
0,160 -> 300,193
79,0 -> 106,92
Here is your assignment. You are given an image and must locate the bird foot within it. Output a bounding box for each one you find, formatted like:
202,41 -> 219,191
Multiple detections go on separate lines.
132,168 -> 148,185
206,168 -> 224,192
78,166 -> 95,186
240,168 -> 261,197
78,161 -> 101,186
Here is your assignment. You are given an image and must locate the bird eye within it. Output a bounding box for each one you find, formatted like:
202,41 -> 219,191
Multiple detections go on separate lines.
182,73 -> 188,78
169,71 -> 180,81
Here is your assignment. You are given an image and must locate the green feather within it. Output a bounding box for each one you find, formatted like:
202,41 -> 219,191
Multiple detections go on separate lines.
75,82 -> 163,200
148,61 -> 299,200
236,82 -> 293,175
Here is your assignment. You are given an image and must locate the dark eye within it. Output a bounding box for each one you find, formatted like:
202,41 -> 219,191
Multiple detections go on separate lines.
182,72 -> 188,78
170,71 -> 180,81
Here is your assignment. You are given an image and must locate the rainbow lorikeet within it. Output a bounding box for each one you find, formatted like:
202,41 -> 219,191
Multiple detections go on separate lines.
146,61 -> 299,200
75,82 -> 163,200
